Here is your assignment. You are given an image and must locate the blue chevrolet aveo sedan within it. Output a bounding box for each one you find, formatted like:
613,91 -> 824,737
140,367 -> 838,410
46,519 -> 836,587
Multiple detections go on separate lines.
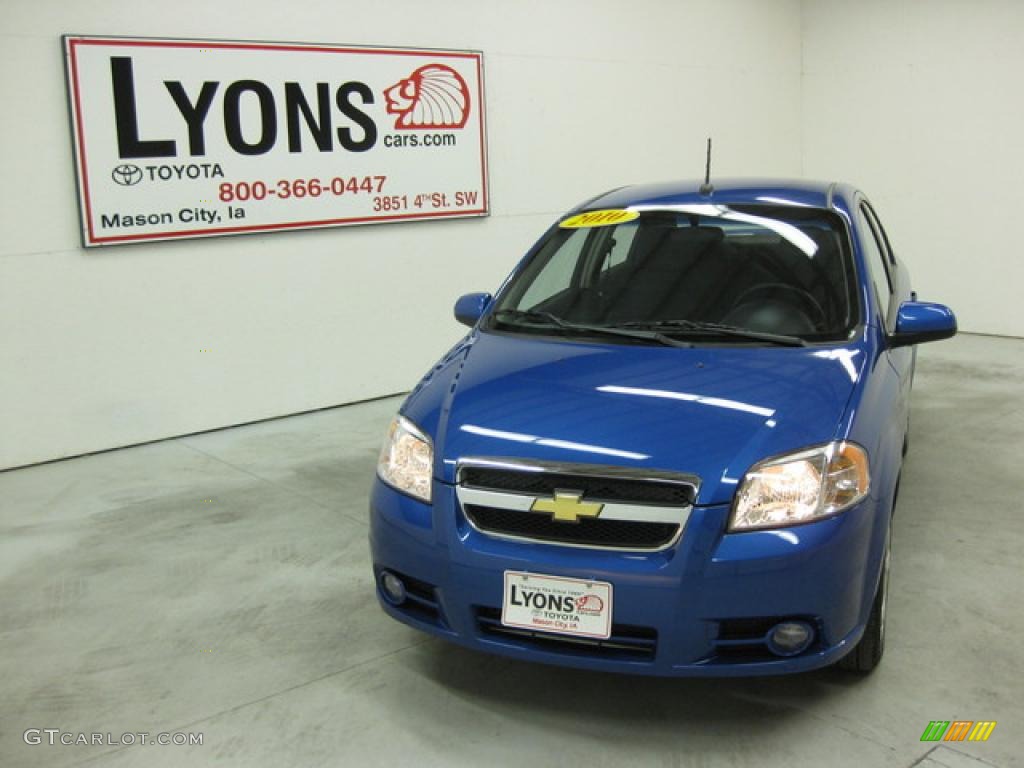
369,179 -> 957,676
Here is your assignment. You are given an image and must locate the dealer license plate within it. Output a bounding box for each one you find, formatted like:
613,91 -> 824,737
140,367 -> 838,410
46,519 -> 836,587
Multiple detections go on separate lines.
501,571 -> 613,639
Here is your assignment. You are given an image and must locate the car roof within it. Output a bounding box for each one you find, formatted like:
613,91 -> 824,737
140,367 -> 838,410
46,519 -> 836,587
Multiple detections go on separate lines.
575,178 -> 857,213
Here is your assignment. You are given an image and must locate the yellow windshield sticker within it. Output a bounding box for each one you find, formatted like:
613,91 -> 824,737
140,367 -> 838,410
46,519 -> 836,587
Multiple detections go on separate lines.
559,209 -> 639,229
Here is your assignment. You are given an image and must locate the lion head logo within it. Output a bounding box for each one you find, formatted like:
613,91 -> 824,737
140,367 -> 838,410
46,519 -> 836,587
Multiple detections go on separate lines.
384,64 -> 471,130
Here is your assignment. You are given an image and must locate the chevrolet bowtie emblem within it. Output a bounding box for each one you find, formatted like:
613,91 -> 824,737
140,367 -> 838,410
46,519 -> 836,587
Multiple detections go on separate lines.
530,490 -> 603,523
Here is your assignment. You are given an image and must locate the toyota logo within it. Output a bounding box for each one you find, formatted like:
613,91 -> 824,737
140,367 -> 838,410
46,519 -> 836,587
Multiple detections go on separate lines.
111,164 -> 143,186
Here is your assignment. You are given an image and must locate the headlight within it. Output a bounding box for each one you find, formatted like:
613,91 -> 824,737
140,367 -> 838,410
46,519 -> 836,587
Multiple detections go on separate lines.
729,441 -> 869,531
377,415 -> 433,503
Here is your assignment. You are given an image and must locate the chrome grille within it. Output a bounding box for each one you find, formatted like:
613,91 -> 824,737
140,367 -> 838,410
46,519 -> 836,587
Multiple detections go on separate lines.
456,458 -> 698,552
460,466 -> 696,505
464,504 -> 679,549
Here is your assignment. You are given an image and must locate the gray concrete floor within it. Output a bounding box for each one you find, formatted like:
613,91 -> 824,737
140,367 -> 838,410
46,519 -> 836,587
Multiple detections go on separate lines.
1,333 -> 1021,768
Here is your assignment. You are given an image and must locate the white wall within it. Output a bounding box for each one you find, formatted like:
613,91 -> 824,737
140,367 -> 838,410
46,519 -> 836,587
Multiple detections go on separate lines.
0,0 -> 803,469
801,0 -> 1024,338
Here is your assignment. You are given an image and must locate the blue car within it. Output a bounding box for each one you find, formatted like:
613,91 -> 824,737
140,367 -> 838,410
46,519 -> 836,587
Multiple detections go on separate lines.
369,179 -> 957,676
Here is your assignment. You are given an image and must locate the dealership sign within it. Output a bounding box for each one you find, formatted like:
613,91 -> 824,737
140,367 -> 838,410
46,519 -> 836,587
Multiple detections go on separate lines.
62,36 -> 488,247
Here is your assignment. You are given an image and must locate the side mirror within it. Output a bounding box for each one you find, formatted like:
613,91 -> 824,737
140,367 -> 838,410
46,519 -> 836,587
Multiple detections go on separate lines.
454,292 -> 492,327
888,301 -> 957,348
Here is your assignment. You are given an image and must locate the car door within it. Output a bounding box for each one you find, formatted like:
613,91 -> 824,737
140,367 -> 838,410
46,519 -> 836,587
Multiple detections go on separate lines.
857,199 -> 915,448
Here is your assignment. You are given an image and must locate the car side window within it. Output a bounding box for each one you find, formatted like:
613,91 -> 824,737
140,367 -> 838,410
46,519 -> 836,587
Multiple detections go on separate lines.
861,202 -> 896,266
518,228 -> 588,310
857,204 -> 894,325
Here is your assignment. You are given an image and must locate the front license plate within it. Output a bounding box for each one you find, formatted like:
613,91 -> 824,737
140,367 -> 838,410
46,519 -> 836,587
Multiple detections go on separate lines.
502,571 -> 613,639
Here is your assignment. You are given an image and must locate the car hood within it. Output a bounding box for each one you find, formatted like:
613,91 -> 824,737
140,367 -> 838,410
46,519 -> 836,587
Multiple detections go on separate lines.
403,330 -> 867,505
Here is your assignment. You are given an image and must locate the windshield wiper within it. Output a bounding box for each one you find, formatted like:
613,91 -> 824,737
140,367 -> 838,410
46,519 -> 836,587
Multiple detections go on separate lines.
609,319 -> 807,347
491,309 -> 693,349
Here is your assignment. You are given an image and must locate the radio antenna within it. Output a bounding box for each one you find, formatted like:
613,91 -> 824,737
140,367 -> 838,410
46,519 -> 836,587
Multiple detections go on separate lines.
699,137 -> 714,195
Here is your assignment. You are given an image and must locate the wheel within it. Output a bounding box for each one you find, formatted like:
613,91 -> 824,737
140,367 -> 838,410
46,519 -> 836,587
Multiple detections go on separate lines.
837,520 -> 891,674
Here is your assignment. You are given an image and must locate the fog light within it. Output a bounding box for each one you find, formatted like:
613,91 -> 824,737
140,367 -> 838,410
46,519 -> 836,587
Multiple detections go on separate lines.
767,621 -> 814,656
380,571 -> 406,605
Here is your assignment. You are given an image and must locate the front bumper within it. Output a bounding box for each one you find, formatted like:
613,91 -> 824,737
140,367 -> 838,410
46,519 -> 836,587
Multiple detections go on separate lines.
368,479 -> 884,676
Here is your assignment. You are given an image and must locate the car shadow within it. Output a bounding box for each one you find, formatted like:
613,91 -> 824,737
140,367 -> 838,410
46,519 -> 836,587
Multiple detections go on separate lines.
400,637 -> 866,734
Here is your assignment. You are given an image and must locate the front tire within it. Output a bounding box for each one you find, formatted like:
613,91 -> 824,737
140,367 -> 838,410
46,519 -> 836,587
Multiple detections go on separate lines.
837,521 -> 891,674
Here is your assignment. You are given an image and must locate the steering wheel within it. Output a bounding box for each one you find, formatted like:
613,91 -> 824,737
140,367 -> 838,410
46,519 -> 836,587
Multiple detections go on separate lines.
729,283 -> 827,329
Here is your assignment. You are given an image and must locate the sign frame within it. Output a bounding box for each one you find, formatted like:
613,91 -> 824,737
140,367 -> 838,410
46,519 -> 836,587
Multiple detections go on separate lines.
62,34 -> 489,247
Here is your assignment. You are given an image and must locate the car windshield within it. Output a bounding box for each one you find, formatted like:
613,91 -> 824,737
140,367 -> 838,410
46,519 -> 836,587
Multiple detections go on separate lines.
490,204 -> 857,344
